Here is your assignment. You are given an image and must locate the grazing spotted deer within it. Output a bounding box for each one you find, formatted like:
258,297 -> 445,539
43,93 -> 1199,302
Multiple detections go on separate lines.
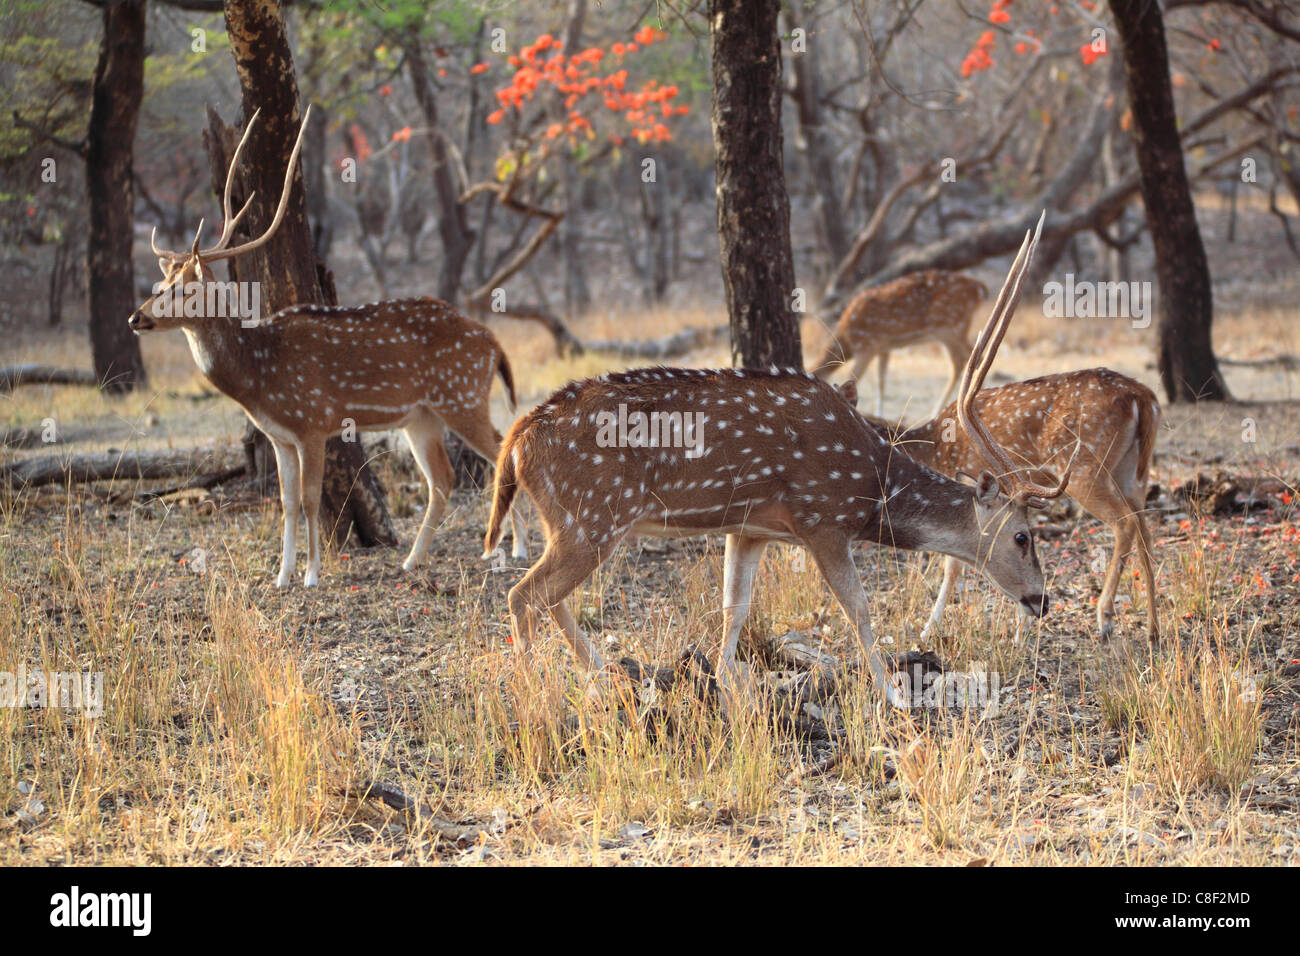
128,106 -> 527,587
485,216 -> 1072,706
812,270 -> 988,419
876,368 -> 1161,640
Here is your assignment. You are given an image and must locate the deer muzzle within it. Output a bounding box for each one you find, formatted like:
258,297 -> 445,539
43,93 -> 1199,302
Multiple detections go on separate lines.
1019,592 -> 1048,618
127,309 -> 155,333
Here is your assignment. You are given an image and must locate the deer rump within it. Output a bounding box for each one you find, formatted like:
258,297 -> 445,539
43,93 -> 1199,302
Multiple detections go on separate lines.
488,366 -> 907,551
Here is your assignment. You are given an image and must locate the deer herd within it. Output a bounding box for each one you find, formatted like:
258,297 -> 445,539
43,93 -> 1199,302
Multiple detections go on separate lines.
129,108 -> 1162,710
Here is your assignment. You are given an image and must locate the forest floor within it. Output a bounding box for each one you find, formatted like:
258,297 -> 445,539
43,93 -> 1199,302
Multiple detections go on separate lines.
2,255 -> 1300,864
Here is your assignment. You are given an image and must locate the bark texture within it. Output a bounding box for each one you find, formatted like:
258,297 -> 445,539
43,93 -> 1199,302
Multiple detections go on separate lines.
1108,0 -> 1228,401
709,0 -> 802,369
85,0 -> 147,393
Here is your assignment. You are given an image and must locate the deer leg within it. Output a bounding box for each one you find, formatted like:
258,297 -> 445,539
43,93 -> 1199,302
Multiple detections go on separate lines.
806,533 -> 906,708
1131,513 -> 1160,640
1096,517 -> 1136,639
716,534 -> 767,706
506,535 -> 606,670
270,438 -> 302,588
847,349 -> 871,396
298,438 -> 326,588
402,414 -> 454,571
874,351 -> 890,416
920,555 -> 961,640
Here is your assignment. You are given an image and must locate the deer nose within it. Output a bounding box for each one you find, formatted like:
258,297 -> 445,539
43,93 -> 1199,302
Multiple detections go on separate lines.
1020,593 -> 1048,618
128,310 -> 153,332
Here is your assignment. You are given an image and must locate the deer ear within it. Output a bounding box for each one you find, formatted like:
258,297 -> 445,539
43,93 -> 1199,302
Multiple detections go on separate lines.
974,470 -> 1001,505
836,380 -> 858,406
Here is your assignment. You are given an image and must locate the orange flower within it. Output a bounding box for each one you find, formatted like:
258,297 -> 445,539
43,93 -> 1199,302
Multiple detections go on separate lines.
378,84 -> 392,96
471,62 -> 490,74
486,109 -> 505,124
1080,43 -> 1106,66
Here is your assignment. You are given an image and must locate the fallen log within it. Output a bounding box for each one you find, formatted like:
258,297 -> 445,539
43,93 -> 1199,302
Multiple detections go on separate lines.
349,779 -> 487,845
0,364 -> 99,393
582,325 -> 728,360
3,447 -> 239,489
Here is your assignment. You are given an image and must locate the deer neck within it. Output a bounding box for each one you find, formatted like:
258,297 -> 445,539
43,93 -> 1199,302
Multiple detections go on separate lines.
182,319 -> 266,410
864,455 -> 981,564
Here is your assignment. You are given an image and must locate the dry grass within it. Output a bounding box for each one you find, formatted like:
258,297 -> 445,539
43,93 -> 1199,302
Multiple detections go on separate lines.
2,302 -> 1299,866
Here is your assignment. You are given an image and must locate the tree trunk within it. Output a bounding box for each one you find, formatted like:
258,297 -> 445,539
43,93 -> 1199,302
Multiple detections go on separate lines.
404,33 -> 475,303
783,6 -> 848,275
302,103 -> 334,259
559,0 -> 592,316
709,0 -> 801,369
1108,0 -> 1228,402
216,0 -> 396,550
85,0 -> 147,394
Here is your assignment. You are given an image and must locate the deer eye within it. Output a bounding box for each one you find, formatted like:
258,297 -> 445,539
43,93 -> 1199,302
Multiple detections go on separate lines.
1014,532 -> 1029,547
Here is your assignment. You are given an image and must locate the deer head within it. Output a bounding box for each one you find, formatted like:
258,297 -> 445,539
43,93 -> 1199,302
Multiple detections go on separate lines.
940,212 -> 1077,616
128,105 -> 312,334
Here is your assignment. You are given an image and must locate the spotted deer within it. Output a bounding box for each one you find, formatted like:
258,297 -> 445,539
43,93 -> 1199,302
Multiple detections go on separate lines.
875,368 -> 1160,640
128,106 -> 527,587
812,270 -> 988,419
484,216 -> 1072,707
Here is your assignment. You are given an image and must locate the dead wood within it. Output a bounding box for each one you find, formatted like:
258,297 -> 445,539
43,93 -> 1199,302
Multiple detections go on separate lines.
349,779 -> 487,845
0,364 -> 99,393
3,447 -> 239,489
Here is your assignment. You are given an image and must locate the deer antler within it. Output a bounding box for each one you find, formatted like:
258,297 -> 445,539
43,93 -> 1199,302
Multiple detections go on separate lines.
148,106 -> 313,265
200,104 -> 312,262
205,107 -> 261,252
956,211 -> 1075,504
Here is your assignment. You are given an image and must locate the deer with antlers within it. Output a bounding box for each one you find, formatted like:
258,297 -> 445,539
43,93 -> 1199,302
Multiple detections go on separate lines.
812,270 -> 988,419
875,367 -> 1161,641
484,216 -> 1073,706
128,106 -> 528,587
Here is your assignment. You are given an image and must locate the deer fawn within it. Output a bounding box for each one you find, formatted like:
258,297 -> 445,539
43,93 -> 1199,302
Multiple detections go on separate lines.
812,270 -> 988,419
128,106 -> 527,587
876,368 -> 1161,640
485,215 -> 1072,707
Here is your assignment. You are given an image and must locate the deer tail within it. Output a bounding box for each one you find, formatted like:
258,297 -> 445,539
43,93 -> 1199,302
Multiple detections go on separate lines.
496,350 -> 518,413
483,418 -> 524,558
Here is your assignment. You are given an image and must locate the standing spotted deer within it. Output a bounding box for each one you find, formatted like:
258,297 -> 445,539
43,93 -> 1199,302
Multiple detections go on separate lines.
876,368 -> 1161,640
128,107 -> 527,587
812,270 -> 988,419
485,216 -> 1072,707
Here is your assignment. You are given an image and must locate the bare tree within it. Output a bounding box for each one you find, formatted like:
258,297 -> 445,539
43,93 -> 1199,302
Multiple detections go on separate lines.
85,0 -> 147,393
709,0 -> 801,368
1109,0 -> 1229,402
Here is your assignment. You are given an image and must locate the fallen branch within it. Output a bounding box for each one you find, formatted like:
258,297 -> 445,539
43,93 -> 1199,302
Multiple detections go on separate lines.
349,780 -> 487,845
582,324 -> 728,360
0,364 -> 99,394
1218,353 -> 1299,370
133,465 -> 247,501
3,447 -> 238,489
